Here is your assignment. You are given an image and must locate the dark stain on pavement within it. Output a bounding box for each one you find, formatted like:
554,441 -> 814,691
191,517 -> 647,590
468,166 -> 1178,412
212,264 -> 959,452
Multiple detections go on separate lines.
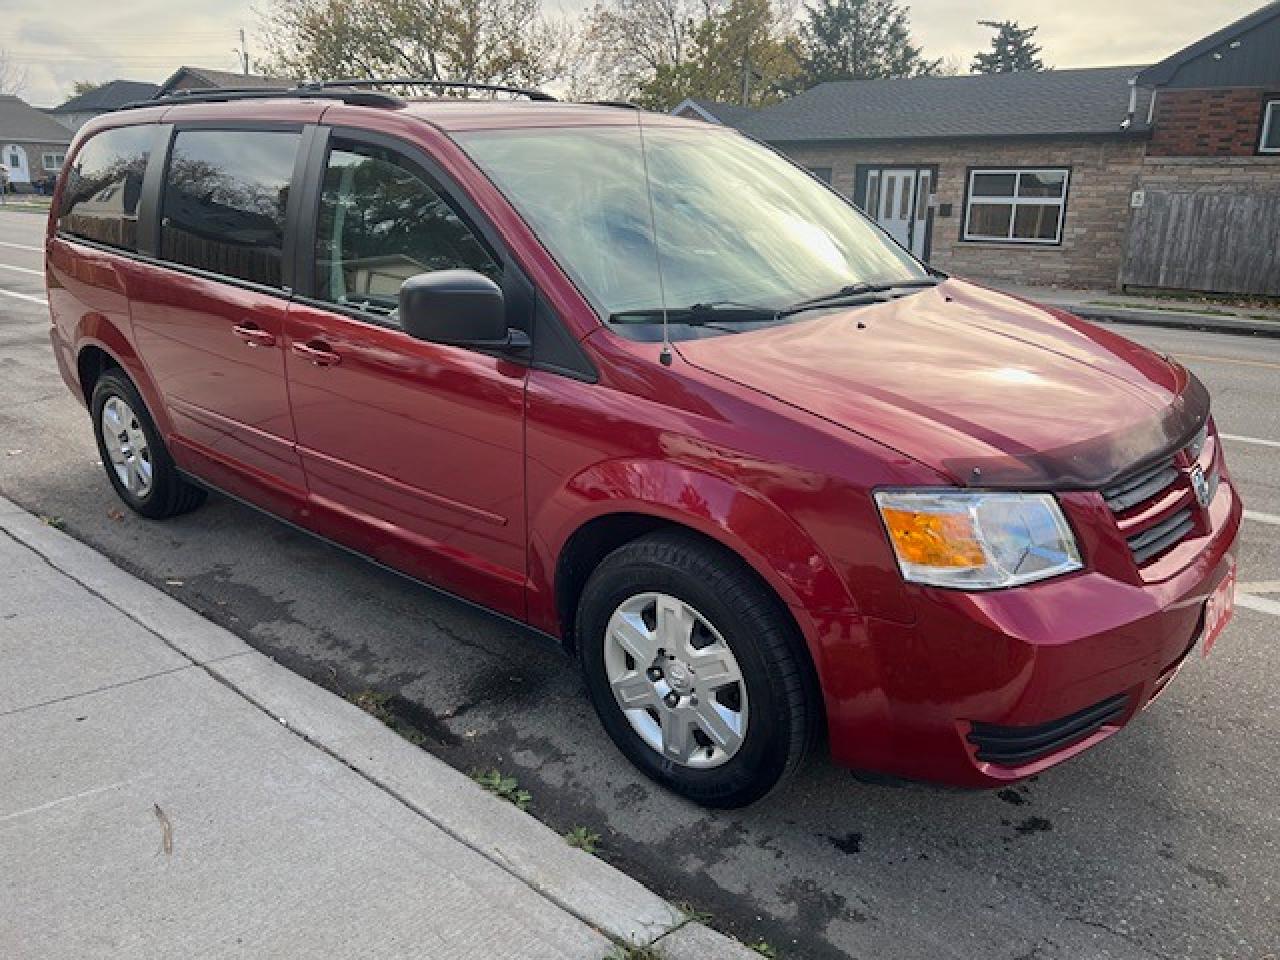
1015,817 -> 1053,835
829,831 -> 863,854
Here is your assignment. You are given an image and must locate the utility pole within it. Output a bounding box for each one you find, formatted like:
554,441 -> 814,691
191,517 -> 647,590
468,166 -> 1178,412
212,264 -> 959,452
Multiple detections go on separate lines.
239,28 -> 249,75
740,49 -> 751,106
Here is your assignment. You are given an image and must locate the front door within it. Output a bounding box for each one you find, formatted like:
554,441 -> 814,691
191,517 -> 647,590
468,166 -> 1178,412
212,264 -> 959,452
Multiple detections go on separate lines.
3,144 -> 30,184
130,126 -> 309,504
863,166 -> 933,260
283,133 -> 528,619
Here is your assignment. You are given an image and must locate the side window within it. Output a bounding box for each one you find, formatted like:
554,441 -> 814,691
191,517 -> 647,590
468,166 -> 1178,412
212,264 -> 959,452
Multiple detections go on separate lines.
58,125 -> 154,251
314,138 -> 500,321
160,129 -> 300,288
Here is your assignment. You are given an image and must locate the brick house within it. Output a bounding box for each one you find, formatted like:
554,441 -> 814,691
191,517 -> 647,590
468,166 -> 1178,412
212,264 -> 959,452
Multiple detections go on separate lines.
678,2 -> 1280,296
0,94 -> 73,192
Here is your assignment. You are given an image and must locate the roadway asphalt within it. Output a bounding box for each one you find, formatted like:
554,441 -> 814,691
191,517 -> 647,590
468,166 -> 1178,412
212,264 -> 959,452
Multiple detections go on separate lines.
2,208 -> 1277,959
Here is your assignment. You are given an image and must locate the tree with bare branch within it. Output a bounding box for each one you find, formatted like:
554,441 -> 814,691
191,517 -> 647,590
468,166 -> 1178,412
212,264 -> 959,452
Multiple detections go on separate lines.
257,0 -> 566,89
0,46 -> 29,96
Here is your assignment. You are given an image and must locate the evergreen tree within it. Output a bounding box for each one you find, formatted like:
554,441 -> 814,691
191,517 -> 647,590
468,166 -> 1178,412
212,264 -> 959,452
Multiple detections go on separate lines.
795,0 -> 940,87
971,19 -> 1046,74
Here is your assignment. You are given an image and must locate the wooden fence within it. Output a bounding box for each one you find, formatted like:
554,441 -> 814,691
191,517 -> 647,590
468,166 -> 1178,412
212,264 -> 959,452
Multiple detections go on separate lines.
1121,189 -> 1280,296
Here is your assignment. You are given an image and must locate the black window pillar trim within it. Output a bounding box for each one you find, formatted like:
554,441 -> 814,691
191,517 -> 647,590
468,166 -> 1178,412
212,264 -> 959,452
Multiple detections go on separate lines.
290,124 -> 329,299
136,123 -> 174,258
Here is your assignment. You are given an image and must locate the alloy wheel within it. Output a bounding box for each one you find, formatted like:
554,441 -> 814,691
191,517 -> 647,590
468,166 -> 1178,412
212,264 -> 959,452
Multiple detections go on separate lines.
100,395 -> 153,498
603,592 -> 749,769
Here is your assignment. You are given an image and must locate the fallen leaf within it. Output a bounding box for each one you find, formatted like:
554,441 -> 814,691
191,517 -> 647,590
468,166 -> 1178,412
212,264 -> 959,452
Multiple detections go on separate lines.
153,803 -> 173,856
106,508 -> 125,522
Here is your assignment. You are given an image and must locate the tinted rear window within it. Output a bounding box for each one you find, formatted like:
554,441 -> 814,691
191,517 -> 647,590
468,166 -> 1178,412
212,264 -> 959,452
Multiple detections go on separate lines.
160,130 -> 300,288
58,125 -> 155,251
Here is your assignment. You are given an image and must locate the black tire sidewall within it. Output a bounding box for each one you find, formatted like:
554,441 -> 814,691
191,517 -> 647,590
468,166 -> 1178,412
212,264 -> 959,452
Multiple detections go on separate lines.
578,541 -> 802,807
90,371 -> 170,517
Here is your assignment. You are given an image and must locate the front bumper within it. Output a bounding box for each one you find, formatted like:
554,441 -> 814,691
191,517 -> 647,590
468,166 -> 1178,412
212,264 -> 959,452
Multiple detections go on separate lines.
822,471 -> 1242,787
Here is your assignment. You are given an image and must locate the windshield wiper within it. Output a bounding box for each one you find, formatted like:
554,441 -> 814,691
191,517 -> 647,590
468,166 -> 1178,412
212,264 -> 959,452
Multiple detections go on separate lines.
609,301 -> 778,326
777,277 -> 941,317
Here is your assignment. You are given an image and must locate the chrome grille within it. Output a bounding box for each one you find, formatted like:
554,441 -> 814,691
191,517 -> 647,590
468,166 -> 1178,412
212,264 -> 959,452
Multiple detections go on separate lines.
1100,456 -> 1179,513
1103,429 -> 1215,568
1127,508 -> 1195,565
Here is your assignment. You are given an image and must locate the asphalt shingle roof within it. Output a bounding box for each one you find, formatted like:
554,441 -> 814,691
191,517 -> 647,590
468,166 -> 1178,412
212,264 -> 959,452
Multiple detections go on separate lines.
0,95 -> 73,144
684,99 -> 758,126
735,66 -> 1153,143
158,66 -> 295,96
50,80 -> 161,113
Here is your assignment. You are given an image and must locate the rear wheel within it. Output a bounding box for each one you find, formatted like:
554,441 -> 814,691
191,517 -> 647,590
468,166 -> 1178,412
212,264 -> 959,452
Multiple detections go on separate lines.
90,369 -> 206,519
577,531 -> 817,807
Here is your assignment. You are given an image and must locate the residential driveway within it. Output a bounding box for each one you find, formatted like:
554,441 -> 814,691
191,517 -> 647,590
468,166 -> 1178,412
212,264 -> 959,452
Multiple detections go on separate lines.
2,208 -> 1277,959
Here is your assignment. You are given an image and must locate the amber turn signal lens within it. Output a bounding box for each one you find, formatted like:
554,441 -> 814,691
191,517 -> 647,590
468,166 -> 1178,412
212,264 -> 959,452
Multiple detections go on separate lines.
880,507 -> 986,569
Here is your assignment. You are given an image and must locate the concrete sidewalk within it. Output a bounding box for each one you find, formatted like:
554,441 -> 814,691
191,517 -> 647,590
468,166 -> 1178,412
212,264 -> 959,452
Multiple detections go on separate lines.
1000,285 -> 1280,339
0,496 -> 749,960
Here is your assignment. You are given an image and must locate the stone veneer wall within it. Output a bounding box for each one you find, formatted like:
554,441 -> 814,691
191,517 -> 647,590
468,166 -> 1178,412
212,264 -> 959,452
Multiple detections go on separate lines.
774,136 -> 1149,291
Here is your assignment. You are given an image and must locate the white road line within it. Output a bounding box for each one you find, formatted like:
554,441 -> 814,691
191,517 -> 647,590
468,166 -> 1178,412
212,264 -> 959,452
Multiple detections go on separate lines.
0,240 -> 41,253
1238,593 -> 1280,617
0,262 -> 42,276
0,287 -> 48,305
1222,433 -> 1280,450
1244,510 -> 1280,527
1239,581 -> 1280,595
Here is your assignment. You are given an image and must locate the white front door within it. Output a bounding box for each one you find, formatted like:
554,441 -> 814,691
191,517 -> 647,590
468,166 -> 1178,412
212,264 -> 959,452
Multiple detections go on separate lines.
866,166 -> 932,260
877,168 -> 917,251
2,145 -> 30,184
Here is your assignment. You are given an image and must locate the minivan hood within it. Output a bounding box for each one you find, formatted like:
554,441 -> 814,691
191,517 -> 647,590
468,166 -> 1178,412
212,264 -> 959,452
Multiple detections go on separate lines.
677,280 -> 1208,489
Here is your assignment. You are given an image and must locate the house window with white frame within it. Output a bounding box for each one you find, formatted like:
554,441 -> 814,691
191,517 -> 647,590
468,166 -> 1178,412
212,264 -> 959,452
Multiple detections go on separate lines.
43,152 -> 66,171
1260,100 -> 1280,154
963,168 -> 1070,244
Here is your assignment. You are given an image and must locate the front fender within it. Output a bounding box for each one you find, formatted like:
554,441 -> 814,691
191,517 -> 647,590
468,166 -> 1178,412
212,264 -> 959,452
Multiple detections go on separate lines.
527,458 -> 862,704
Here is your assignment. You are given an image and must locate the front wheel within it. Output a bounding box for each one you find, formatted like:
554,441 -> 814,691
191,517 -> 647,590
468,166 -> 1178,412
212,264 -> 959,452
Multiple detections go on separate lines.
576,531 -> 818,808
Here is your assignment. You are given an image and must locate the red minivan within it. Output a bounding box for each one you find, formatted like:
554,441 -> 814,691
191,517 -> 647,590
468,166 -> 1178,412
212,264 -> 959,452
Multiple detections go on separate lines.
46,83 -> 1241,807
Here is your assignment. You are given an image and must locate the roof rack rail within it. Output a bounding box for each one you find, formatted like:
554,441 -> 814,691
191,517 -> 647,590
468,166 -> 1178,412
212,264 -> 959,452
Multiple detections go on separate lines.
585,100 -> 641,110
297,78 -> 557,102
117,86 -> 404,111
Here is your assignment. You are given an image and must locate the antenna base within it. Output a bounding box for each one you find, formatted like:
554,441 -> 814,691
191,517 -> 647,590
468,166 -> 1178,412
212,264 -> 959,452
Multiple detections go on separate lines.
659,345 -> 674,366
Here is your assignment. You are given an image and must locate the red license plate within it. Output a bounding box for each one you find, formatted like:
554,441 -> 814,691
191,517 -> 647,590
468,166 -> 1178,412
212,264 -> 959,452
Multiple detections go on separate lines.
1201,560 -> 1236,658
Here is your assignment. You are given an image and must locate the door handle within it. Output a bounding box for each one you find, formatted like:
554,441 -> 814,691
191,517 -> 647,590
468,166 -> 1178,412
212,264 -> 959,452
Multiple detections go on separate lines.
292,340 -> 342,367
232,323 -> 277,348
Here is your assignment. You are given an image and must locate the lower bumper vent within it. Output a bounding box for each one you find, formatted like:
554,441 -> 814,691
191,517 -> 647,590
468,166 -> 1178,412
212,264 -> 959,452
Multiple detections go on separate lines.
967,693 -> 1129,766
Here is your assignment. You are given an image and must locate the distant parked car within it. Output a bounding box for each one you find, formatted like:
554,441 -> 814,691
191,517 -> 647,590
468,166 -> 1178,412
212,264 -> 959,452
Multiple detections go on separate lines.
45,83 -> 1241,807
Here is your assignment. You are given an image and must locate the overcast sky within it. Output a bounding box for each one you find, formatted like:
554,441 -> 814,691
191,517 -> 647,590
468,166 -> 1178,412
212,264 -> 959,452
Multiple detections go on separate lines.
0,0 -> 1264,107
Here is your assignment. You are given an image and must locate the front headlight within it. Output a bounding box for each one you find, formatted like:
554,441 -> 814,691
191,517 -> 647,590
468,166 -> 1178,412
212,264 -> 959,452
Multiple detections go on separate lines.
874,490 -> 1082,590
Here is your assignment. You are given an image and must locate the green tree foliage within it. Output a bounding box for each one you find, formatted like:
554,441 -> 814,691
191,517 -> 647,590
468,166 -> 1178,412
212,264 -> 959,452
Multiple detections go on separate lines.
971,19 -> 1046,74
637,0 -> 798,109
795,0 -> 940,87
258,0 -> 566,88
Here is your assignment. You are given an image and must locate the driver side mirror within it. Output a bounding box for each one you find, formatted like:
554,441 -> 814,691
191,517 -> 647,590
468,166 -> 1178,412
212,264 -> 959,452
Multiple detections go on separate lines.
399,269 -> 519,350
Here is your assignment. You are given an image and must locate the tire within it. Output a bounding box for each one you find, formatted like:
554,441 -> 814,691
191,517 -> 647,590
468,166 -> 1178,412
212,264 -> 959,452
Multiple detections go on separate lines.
576,530 -> 818,808
90,368 -> 206,520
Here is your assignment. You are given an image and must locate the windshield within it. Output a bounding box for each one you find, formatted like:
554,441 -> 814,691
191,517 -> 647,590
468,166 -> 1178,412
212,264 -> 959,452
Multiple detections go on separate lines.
455,123 -> 929,339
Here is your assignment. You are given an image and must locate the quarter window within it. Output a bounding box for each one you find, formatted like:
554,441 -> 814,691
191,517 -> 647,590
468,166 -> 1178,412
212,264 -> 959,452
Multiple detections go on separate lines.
313,139 -> 499,322
963,168 -> 1069,244
58,126 -> 154,251
160,129 -> 300,288
1261,101 -> 1280,154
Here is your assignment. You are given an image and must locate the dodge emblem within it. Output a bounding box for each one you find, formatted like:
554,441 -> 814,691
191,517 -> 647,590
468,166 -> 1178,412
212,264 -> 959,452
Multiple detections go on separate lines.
1190,464 -> 1211,508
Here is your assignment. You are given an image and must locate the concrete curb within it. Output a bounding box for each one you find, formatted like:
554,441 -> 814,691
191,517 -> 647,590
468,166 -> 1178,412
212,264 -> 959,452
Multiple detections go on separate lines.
1046,303 -> 1280,340
0,495 -> 759,959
